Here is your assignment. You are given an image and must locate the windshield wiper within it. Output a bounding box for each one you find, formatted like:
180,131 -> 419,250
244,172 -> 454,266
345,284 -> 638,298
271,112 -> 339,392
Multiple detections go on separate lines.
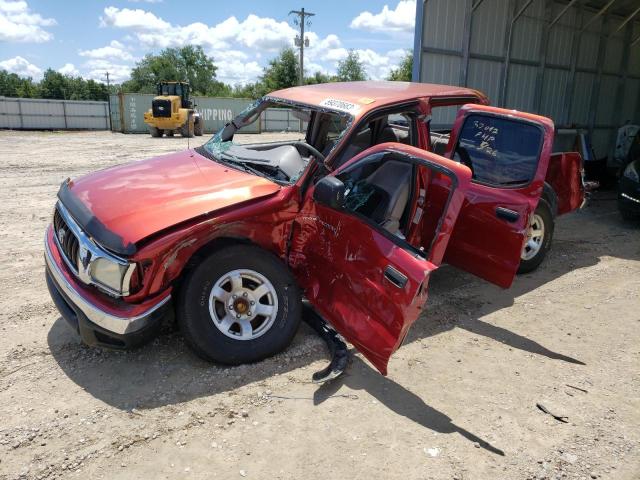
218,152 -> 268,177
222,151 -> 291,181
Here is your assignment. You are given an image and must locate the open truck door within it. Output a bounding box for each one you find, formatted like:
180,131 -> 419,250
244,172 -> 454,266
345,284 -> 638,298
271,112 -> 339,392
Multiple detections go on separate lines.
289,145 -> 471,375
442,104 -> 555,288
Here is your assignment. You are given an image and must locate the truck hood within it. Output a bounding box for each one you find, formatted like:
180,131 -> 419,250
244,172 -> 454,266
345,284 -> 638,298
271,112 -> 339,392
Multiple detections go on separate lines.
61,149 -> 281,254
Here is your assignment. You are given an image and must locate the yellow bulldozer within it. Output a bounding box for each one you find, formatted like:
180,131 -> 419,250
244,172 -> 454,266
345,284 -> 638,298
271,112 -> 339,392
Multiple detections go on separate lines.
143,81 -> 203,138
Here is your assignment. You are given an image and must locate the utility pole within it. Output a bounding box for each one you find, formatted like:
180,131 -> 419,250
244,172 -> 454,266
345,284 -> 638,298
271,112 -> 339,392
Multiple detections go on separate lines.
105,71 -> 113,132
289,8 -> 315,86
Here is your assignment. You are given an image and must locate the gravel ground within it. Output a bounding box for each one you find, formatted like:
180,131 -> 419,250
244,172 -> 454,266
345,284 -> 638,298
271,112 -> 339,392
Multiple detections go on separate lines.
0,130 -> 638,480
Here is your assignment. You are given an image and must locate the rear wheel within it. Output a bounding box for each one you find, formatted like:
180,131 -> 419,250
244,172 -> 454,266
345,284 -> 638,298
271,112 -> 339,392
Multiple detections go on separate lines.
518,199 -> 554,274
178,245 -> 302,364
149,127 -> 163,137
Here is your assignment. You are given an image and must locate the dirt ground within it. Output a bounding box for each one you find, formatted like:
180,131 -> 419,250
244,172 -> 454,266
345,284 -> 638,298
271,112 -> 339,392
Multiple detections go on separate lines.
0,130 -> 638,480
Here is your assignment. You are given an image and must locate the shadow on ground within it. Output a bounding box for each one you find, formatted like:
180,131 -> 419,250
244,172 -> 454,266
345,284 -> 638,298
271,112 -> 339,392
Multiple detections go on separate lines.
47,190 -> 639,451
314,355 -> 505,455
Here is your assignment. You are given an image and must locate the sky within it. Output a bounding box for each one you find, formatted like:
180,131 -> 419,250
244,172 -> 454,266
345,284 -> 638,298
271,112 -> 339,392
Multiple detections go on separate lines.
0,0 -> 416,85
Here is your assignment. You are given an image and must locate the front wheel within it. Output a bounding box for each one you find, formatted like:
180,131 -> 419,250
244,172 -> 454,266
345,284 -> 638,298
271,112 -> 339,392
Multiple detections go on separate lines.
180,115 -> 194,138
194,117 -> 203,136
178,245 -> 302,365
518,199 -> 554,274
149,127 -> 163,137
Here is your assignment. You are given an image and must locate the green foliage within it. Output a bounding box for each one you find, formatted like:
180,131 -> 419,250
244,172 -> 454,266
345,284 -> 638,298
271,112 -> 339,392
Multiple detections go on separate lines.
305,71 -> 335,85
1,44 -> 383,103
336,50 -> 367,82
0,68 -> 109,100
387,51 -> 413,82
260,48 -> 300,95
122,45 -> 219,95
0,70 -> 38,97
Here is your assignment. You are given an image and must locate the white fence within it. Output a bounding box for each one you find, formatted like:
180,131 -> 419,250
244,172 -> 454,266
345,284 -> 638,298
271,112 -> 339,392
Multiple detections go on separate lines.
0,97 -> 110,130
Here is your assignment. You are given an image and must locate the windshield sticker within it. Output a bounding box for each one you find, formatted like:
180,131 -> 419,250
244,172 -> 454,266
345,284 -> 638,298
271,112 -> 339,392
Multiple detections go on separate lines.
319,98 -> 360,114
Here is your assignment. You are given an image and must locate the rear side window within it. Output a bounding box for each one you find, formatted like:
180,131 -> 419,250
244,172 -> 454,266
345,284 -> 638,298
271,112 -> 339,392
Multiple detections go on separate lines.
454,114 -> 543,186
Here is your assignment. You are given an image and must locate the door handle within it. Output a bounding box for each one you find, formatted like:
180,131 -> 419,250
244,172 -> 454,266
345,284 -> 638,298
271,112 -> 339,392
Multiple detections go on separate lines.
384,265 -> 408,289
495,207 -> 520,223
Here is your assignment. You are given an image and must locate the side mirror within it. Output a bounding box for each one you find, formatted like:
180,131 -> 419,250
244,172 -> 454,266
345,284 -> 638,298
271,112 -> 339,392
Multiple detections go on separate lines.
313,176 -> 345,209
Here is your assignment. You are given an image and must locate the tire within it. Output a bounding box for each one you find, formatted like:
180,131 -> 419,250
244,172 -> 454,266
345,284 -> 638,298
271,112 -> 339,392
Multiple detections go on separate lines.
166,130 -> 174,137
178,245 -> 302,365
619,206 -> 640,222
180,115 -> 194,138
194,117 -> 203,136
518,199 -> 554,274
149,127 -> 162,138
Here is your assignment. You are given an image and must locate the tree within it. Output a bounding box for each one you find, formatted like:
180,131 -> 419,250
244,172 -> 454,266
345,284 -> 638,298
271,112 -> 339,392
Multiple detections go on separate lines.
336,50 -> 367,82
39,69 -> 69,99
0,70 -> 38,97
388,51 -> 413,82
260,48 -> 300,95
305,71 -> 335,85
122,46 -> 218,95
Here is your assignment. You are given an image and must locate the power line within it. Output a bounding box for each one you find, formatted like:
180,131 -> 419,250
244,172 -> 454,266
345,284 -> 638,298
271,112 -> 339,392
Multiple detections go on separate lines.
289,8 -> 315,86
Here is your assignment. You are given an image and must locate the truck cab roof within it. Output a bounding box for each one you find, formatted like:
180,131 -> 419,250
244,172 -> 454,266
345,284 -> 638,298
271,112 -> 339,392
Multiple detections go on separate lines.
268,81 -> 488,118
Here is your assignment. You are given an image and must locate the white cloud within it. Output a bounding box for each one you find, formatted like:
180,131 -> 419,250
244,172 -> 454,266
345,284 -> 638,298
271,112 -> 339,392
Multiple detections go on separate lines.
0,55 -> 42,78
83,59 -> 131,83
235,15 -> 296,51
217,60 -> 263,85
89,5 -> 411,85
136,14 -> 296,54
58,63 -> 80,76
136,19 -> 235,51
101,7 -> 296,55
100,6 -> 169,31
305,33 -> 348,63
79,40 -> 134,61
128,0 -> 162,3
350,0 -> 415,33
0,0 -> 56,43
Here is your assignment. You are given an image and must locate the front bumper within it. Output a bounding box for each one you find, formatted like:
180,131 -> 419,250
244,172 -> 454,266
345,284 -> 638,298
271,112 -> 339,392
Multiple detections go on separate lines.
45,228 -> 172,349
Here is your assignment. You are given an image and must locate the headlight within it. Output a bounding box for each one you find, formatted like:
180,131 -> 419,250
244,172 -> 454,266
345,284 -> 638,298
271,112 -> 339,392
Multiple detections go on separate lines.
90,257 -> 136,296
623,162 -> 639,182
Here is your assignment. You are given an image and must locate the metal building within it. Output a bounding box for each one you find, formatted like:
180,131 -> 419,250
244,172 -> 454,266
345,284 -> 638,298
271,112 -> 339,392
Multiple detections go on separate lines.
412,0 -> 640,163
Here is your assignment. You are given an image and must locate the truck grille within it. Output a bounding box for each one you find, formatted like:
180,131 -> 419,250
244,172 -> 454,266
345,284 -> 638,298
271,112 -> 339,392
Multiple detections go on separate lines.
53,207 -> 79,271
152,99 -> 172,118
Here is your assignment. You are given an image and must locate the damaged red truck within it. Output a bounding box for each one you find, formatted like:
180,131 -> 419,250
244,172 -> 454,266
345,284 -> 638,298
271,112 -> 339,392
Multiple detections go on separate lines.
45,81 -> 584,375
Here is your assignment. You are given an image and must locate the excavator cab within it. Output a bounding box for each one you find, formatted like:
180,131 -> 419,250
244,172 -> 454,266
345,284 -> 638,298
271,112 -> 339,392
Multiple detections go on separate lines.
144,81 -> 202,138
157,82 -> 192,109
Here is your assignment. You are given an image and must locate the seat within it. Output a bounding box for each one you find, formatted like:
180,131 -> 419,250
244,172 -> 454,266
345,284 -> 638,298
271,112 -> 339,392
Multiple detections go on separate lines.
364,160 -> 412,235
430,133 -> 450,156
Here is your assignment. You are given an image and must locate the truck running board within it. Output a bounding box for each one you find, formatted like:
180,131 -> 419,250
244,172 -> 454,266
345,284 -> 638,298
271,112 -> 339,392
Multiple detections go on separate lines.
302,306 -> 349,383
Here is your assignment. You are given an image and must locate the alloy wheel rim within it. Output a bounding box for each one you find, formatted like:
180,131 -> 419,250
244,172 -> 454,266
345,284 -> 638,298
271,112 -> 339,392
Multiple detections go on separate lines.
521,213 -> 545,261
208,269 -> 278,341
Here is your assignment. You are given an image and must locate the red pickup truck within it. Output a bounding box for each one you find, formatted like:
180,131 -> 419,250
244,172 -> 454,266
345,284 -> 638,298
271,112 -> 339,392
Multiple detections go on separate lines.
45,81 -> 584,375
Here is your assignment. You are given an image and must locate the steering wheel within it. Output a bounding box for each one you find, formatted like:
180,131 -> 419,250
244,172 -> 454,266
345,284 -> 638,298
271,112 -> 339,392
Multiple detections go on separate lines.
294,141 -> 326,162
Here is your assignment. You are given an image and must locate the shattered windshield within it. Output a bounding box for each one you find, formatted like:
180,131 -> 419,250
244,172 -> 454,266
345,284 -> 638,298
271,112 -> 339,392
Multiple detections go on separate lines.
200,99 -> 351,184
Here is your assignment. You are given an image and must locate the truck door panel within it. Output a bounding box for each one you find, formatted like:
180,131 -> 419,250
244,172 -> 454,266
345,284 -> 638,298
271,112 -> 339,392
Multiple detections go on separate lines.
442,105 -> 555,288
289,145 -> 471,374
546,152 -> 584,215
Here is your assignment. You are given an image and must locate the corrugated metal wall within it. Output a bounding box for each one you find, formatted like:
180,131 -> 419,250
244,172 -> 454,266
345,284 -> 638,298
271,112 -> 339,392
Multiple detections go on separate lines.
109,94 -> 305,134
0,97 -> 109,130
1,94 -> 306,134
414,0 -> 640,163
110,94 -> 259,134
260,108 -> 309,132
